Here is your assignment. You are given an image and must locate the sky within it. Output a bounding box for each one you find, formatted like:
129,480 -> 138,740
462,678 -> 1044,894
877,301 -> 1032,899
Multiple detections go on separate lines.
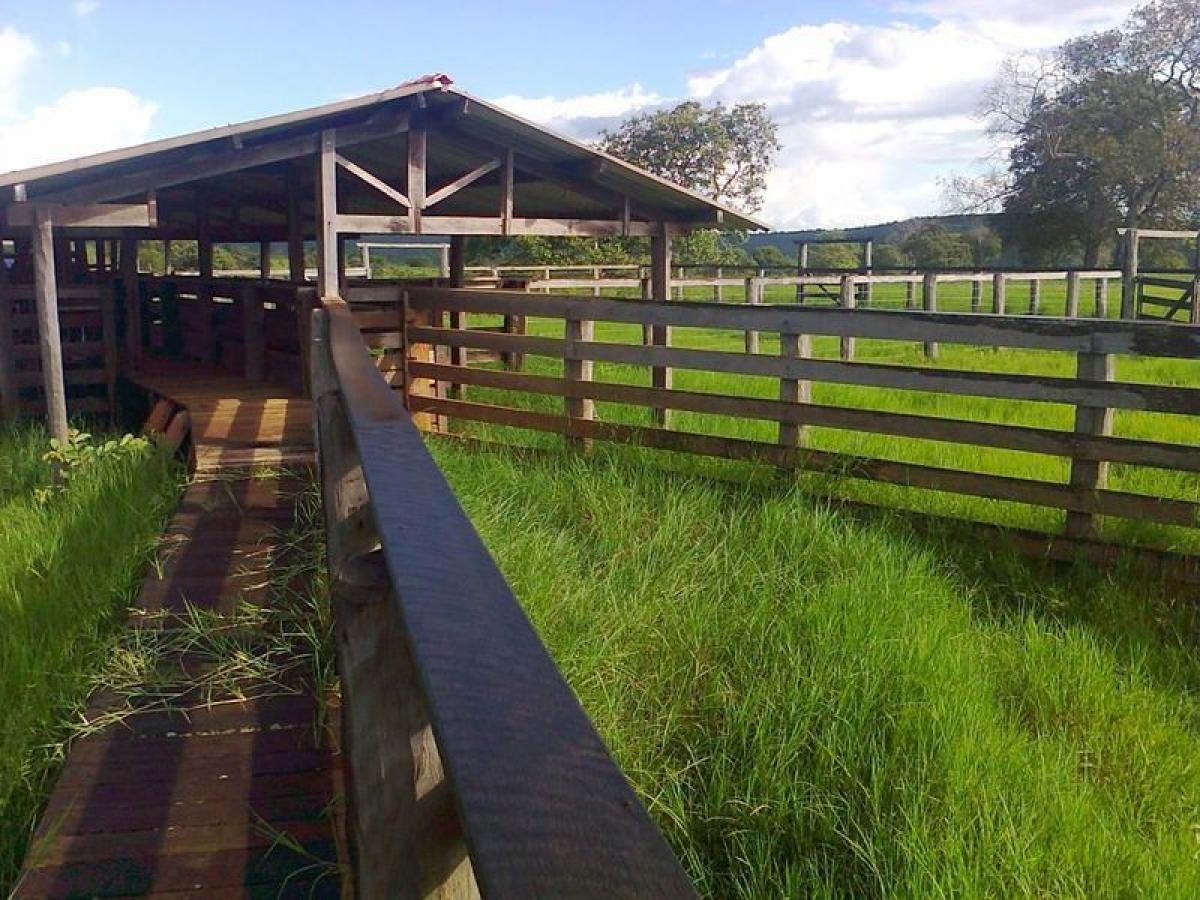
0,0 -> 1141,230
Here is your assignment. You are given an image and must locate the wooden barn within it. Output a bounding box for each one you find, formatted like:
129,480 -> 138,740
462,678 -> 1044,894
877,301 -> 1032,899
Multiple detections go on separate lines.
0,72 -> 760,450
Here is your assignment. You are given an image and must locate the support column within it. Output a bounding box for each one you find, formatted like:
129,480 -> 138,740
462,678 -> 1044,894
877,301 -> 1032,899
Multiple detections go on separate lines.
650,227 -> 672,427
407,127 -> 427,234
288,160 -> 306,282
33,208 -> 68,443
448,236 -> 466,288
0,251 -> 17,421
120,236 -> 140,365
259,241 -> 272,279
316,129 -> 338,298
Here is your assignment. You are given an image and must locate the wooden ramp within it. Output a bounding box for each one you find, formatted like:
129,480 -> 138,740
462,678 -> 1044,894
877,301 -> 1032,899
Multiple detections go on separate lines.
13,367 -> 342,897
128,362 -> 315,473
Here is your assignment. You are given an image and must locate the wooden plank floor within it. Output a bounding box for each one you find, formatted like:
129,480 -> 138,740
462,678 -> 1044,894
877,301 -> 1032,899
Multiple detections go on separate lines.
13,407 -> 343,896
127,361 -> 314,473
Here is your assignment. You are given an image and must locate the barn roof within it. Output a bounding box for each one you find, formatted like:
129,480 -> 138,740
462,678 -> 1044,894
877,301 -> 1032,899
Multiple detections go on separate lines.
0,75 -> 768,237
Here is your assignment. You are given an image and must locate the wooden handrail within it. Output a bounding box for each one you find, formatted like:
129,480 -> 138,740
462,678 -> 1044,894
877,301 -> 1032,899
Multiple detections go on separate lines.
313,297 -> 696,898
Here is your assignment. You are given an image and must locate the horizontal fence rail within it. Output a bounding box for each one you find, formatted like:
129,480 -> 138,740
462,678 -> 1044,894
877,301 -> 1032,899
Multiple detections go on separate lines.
312,298 -> 697,898
387,286 -> 1200,547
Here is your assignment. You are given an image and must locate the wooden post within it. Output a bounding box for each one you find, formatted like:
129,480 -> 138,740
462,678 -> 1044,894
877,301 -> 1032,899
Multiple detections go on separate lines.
120,236 -> 140,365
795,242 -> 808,302
407,127 -> 427,234
33,208 -> 69,443
922,272 -> 939,360
905,278 -> 916,310
316,129 -> 338,298
592,265 -> 601,299
564,315 -> 594,450
242,283 -> 265,381
162,239 -> 172,275
778,330 -> 811,450
970,277 -> 982,313
0,257 -> 17,421
1065,271 -> 1081,319
288,160 -> 306,282
101,275 -> 118,423
1095,277 -> 1108,318
744,277 -> 761,354
1064,350 -> 1114,539
259,241 -> 272,279
337,236 -> 348,296
197,194 -> 215,363
1028,278 -> 1040,316
439,245 -> 450,279
714,266 -> 723,302
1192,271 -> 1200,327
992,273 -> 1007,315
1121,228 -> 1139,319
650,228 -> 672,427
448,236 -> 466,288
640,277 -> 652,347
862,239 -> 873,307
839,274 -> 855,361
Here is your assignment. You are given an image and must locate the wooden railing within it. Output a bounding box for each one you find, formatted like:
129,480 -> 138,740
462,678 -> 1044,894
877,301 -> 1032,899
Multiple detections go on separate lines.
311,297 -> 697,898
383,286 -> 1200,552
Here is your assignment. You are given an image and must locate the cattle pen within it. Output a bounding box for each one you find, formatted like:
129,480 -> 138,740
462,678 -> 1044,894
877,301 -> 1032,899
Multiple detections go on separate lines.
1,75 -> 1199,897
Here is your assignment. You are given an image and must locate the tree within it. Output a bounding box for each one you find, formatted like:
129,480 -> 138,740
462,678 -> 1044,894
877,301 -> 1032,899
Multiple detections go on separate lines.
901,225 -> 974,268
872,244 -> 910,269
952,0 -> 1200,265
599,101 -> 780,212
752,245 -> 792,268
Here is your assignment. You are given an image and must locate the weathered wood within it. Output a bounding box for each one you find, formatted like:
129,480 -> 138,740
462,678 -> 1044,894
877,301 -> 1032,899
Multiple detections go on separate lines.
336,152 -> 411,209
922,272 -> 938,359
1065,351 -> 1114,539
405,287 -> 1200,358
320,300 -> 699,898
332,214 -> 658,237
1121,228 -> 1139,319
408,128 -> 427,233
1028,278 -> 1041,316
564,315 -> 594,450
120,236 -> 141,363
316,130 -> 338,298
1066,271 -> 1081,318
407,362 -> 1200,473
839,275 -> 855,360
970,277 -> 982,313
1095,277 -> 1108,318
5,201 -> 154,229
242,284 -> 265,381
650,228 -> 672,427
0,261 -> 17,420
425,158 -> 501,208
744,277 -> 761,354
33,207 -> 68,442
287,160 -> 306,281
778,329 -> 811,448
101,280 -> 118,421
408,325 -> 1200,414
409,396 -> 1198,527
500,149 -> 514,236
992,273 -> 1006,315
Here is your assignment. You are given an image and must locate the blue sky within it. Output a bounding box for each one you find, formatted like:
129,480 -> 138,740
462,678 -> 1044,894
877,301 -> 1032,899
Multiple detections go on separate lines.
1,1 -> 1139,228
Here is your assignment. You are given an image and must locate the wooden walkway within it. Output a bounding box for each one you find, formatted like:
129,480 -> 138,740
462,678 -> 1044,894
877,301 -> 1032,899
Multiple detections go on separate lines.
128,362 -> 315,473
14,372 -> 343,898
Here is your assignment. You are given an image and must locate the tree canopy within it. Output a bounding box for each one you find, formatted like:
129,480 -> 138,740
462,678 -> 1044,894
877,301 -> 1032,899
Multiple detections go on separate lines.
599,101 -> 780,213
955,0 -> 1200,266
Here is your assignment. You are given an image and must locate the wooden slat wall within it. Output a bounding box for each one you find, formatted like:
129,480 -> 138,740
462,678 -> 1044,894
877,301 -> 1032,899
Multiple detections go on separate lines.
378,286 -> 1200,546
1,280 -> 117,422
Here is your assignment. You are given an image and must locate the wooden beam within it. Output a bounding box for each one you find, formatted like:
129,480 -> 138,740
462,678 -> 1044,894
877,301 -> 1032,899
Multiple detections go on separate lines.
649,226 -> 672,427
287,160 -> 306,281
424,158 -> 501,208
316,130 -> 338,298
0,254 -> 17,421
335,153 -> 410,209
32,109 -> 412,207
407,128 -> 427,233
33,208 -> 68,442
333,214 -> 657,237
449,235 -> 466,287
5,202 -> 155,229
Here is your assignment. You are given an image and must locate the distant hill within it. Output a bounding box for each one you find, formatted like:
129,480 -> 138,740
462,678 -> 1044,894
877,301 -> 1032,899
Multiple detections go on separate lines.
745,214 -> 1001,254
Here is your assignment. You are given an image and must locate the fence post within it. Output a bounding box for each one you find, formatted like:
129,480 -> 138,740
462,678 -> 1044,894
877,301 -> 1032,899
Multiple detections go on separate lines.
1065,271 -> 1081,319
970,276 -> 982,313
921,272 -> 939,360
0,262 -> 17,421
905,276 -> 916,310
1192,271 -> 1200,326
745,278 -> 761,354
778,329 -> 812,452
640,277 -> 652,346
1064,350 -> 1114,540
650,230 -> 673,427
1028,278 -> 1041,315
447,309 -> 466,400
1095,277 -> 1108,318
565,314 -> 595,451
714,266 -> 724,302
992,273 -> 1006,315
242,284 -> 266,382
839,274 -> 855,361
592,266 -> 601,299
1121,228 -> 1139,319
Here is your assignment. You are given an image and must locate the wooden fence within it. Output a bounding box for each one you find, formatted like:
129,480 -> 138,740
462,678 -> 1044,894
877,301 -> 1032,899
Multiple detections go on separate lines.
357,286 -> 1200,551
311,297 -> 697,897
0,279 -> 117,421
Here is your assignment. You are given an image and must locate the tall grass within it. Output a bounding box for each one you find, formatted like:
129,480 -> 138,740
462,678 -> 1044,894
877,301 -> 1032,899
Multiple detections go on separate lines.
432,439 -> 1200,898
0,424 -> 180,890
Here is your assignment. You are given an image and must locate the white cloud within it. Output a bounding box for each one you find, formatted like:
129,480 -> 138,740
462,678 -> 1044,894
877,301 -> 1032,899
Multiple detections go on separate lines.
0,88 -> 157,175
72,0 -> 100,17
0,28 -> 37,113
488,83 -> 663,139
488,4 -> 1140,229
